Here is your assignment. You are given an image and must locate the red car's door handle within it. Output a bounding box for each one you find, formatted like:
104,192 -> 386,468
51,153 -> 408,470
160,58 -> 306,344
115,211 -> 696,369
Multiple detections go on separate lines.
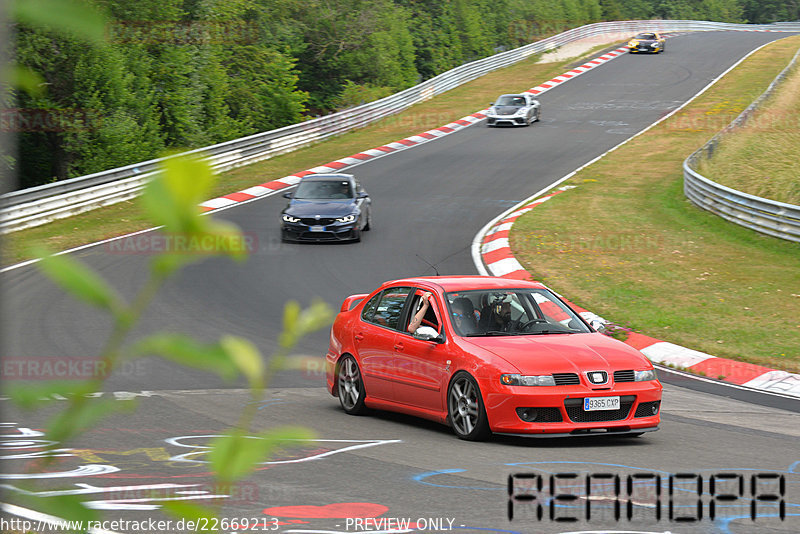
394,343 -> 404,351
354,333 -> 364,341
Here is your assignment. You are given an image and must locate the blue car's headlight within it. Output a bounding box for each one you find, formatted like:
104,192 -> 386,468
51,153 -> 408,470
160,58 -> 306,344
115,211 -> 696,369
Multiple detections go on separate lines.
336,214 -> 357,223
282,214 -> 301,223
501,373 -> 556,386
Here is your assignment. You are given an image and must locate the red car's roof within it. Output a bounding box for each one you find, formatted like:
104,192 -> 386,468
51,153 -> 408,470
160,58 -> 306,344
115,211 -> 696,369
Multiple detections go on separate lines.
382,275 -> 547,292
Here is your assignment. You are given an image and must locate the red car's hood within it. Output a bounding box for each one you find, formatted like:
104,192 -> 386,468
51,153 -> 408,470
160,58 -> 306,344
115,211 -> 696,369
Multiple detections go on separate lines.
460,333 -> 649,374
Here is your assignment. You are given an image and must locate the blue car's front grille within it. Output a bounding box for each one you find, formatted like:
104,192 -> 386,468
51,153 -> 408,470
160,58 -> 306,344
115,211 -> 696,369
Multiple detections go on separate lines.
300,218 -> 336,226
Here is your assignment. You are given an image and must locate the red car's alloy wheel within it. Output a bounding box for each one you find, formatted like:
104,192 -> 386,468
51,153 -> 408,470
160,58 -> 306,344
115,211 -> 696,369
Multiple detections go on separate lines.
447,372 -> 491,441
337,356 -> 366,414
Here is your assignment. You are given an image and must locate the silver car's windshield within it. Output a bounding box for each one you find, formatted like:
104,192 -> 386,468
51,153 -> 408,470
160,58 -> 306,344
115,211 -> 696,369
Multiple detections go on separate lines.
495,95 -> 526,106
444,288 -> 591,336
294,180 -> 353,199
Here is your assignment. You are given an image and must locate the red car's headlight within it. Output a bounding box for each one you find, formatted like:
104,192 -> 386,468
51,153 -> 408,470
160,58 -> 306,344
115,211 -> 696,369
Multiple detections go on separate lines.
501,373 -> 556,386
635,369 -> 658,382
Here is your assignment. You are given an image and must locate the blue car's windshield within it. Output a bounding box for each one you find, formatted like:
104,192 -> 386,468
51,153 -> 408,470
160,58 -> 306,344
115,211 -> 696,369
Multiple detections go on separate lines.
294,180 -> 353,199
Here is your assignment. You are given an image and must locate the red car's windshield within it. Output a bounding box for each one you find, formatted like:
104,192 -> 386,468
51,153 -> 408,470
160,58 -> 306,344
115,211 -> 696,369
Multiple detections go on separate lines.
444,288 -> 591,336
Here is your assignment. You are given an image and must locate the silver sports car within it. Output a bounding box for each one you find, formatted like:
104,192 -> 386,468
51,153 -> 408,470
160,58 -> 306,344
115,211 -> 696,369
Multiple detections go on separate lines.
485,93 -> 541,127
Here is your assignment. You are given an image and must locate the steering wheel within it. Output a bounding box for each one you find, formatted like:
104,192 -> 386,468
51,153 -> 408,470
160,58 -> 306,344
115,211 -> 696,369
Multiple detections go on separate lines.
519,319 -> 547,331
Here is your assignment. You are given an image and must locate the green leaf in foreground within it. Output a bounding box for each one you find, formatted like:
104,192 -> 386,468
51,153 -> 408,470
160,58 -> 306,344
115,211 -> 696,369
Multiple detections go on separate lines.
12,0 -> 108,44
203,219 -> 250,262
5,380 -> 97,409
221,336 -> 264,390
131,334 -> 240,381
148,221 -> 248,277
279,299 -> 334,348
151,251 -> 194,278
161,501 -> 217,527
4,65 -> 46,96
141,154 -> 216,233
18,494 -> 99,533
47,397 -> 132,445
34,248 -> 124,315
208,426 -> 315,483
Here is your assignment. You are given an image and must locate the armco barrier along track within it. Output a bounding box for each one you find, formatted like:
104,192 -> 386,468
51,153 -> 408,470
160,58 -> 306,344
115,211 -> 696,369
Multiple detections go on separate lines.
2,20 -> 800,233
683,48 -> 800,243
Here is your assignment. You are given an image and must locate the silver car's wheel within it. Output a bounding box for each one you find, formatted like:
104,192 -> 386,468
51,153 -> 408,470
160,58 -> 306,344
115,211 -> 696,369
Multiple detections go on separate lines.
337,356 -> 366,414
447,372 -> 491,441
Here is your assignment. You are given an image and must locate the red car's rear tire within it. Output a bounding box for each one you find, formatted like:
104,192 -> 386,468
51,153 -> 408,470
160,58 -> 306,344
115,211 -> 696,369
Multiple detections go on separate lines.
337,355 -> 367,415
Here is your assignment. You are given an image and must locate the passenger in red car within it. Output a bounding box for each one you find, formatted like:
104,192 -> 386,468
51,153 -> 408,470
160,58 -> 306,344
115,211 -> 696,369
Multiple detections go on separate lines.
407,292 -> 433,332
451,297 -> 479,335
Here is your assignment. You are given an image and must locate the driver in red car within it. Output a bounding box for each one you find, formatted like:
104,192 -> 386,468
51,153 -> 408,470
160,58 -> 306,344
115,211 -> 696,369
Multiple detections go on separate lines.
479,297 -> 514,332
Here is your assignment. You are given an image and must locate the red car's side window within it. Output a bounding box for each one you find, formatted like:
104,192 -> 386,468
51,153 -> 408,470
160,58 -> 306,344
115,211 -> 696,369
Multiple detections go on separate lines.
360,292 -> 382,322
403,292 -> 441,333
361,287 -> 413,330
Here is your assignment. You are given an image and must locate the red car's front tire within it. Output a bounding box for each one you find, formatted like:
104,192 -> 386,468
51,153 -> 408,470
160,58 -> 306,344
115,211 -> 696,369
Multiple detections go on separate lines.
447,372 -> 491,441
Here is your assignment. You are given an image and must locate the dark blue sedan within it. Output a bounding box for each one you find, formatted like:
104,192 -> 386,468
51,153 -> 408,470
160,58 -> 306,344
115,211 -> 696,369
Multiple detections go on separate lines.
280,174 -> 372,242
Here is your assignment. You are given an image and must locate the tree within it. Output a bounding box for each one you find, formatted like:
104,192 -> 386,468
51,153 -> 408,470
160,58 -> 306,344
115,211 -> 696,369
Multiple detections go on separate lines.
741,0 -> 799,23
13,23 -> 165,185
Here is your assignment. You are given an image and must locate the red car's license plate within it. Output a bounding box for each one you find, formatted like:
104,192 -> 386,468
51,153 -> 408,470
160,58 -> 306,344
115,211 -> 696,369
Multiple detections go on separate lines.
584,396 -> 620,411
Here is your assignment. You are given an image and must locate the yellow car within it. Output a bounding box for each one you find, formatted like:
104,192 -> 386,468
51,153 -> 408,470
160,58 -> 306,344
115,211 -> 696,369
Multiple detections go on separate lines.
627,32 -> 665,54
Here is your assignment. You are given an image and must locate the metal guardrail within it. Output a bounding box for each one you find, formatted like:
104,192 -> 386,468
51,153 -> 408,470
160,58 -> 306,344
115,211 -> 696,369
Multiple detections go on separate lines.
3,19 -> 800,233
684,48 -> 800,243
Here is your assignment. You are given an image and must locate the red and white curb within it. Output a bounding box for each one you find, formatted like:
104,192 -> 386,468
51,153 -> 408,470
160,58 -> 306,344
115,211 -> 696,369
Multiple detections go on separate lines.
198,48 -> 629,213
476,186 -> 800,399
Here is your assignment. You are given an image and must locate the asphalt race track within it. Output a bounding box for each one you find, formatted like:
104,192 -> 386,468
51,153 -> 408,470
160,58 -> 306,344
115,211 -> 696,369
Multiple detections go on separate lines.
2,31 -> 799,533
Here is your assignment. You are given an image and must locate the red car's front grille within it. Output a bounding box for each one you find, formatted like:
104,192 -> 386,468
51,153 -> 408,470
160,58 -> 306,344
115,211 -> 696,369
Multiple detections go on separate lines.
552,373 -> 580,385
564,396 -> 635,422
613,370 -> 635,382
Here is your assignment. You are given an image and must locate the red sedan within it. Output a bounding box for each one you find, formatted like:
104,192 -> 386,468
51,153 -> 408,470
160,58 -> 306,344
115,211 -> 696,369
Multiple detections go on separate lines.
325,276 -> 662,440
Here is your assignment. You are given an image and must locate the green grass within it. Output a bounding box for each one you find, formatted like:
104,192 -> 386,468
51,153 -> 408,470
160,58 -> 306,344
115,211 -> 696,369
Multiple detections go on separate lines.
511,35 -> 800,373
696,57 -> 800,204
4,42 -> 618,266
